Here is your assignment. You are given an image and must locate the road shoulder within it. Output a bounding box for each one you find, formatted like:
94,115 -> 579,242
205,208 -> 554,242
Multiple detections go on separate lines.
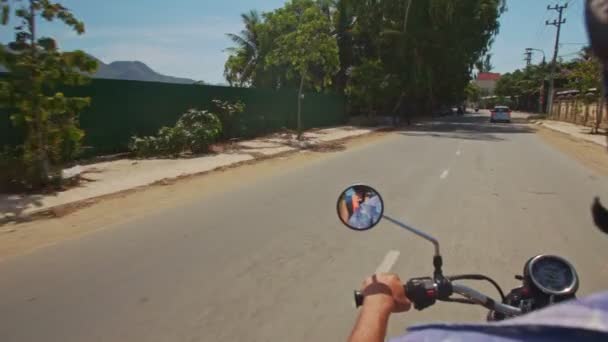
0,131 -> 392,262
1,126 -> 386,224
537,126 -> 608,177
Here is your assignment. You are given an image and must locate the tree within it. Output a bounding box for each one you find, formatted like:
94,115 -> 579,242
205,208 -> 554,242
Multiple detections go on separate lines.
565,49 -> 603,132
223,0 -> 506,122
352,0 -> 505,113
333,0 -> 354,94
495,63 -> 551,111
346,59 -> 390,116
476,54 -> 494,73
224,10 -> 261,87
465,83 -> 481,103
264,0 -> 340,138
0,1 -> 97,188
565,52 -> 602,101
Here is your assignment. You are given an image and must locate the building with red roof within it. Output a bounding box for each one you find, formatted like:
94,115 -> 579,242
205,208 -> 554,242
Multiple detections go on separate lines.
475,72 -> 501,94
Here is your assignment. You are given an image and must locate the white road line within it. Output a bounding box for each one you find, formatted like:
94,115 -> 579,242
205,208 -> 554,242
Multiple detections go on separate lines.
376,250 -> 401,273
440,169 -> 449,179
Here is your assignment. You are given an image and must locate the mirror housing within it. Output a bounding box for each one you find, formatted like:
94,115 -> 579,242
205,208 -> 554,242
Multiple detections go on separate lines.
336,184 -> 384,231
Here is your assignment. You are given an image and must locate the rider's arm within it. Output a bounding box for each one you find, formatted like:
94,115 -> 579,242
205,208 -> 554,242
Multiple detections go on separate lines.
339,199 -> 350,223
348,297 -> 392,342
348,274 -> 411,342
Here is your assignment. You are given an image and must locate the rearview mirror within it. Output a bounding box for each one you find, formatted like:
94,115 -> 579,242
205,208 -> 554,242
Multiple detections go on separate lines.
336,184 -> 384,231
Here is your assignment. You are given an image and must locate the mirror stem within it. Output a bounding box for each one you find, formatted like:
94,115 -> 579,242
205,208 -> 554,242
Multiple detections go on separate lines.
433,255 -> 444,279
383,215 -> 441,257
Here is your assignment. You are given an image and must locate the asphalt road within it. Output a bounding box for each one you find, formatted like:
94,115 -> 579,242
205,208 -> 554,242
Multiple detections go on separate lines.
2,112 -> 608,341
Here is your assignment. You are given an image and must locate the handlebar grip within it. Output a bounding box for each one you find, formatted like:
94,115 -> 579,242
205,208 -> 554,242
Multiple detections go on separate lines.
353,286 -> 409,308
354,290 -> 364,307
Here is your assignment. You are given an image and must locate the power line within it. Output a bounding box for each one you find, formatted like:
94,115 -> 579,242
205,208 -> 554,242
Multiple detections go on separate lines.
564,0 -> 580,6
559,50 -> 582,58
532,14 -> 548,47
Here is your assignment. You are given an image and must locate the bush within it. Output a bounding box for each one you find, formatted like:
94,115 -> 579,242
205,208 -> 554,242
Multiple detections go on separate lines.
128,136 -> 159,158
176,109 -> 222,153
129,108 -> 223,158
211,99 -> 245,139
157,126 -> 187,156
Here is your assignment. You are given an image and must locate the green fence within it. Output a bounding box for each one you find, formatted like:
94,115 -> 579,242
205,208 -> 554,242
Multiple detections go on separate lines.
1,78 -> 346,156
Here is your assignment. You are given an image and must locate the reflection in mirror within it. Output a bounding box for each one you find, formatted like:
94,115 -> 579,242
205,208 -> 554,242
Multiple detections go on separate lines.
337,185 -> 384,231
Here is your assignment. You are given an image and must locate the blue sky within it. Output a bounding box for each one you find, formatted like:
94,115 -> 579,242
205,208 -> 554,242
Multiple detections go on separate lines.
0,0 -> 589,84
492,0 -> 588,74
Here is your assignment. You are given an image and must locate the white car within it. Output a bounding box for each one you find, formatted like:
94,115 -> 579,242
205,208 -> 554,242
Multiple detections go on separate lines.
490,106 -> 511,123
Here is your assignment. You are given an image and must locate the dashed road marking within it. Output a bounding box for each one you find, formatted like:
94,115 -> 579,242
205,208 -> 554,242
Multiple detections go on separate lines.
376,250 -> 400,273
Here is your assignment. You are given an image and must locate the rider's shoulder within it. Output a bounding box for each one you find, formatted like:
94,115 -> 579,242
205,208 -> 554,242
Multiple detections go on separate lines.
391,291 -> 608,342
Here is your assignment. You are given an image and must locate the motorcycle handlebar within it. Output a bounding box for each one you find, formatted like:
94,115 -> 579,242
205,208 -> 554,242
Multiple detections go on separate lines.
451,283 -> 521,316
353,281 -> 521,317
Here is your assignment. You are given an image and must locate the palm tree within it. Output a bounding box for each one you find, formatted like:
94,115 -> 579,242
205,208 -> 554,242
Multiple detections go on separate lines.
224,10 -> 261,86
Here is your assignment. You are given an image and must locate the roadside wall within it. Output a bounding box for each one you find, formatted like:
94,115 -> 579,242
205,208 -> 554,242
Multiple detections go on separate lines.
0,78 -> 346,156
550,94 -> 607,129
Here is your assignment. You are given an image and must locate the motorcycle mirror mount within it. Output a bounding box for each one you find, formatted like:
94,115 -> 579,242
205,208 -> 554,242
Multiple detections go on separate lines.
382,215 -> 445,279
336,184 -> 445,279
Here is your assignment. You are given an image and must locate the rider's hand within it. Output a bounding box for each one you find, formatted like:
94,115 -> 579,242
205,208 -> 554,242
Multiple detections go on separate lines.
360,273 -> 411,314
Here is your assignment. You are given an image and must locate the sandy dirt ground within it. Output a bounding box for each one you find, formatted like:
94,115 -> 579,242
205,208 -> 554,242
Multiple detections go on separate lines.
536,126 -> 608,176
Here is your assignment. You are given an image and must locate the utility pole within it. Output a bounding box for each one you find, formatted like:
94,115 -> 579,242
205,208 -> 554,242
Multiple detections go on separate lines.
527,48 -> 547,113
524,49 -> 533,67
545,3 -> 567,115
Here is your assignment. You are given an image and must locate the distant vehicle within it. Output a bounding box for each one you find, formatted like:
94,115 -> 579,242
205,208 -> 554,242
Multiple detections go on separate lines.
490,106 -> 511,123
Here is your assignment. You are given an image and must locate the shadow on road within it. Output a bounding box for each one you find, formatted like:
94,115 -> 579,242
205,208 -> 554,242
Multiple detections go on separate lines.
398,114 -> 534,142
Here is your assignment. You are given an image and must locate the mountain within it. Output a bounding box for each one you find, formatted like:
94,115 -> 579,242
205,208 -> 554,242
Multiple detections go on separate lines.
93,59 -> 195,84
0,50 -> 196,84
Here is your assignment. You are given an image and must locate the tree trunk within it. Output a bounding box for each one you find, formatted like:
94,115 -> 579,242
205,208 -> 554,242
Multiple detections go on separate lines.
29,0 -> 50,185
391,92 -> 405,126
297,75 -> 304,140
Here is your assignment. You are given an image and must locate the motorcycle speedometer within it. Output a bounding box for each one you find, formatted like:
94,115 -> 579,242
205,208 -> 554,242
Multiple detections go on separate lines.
526,255 -> 579,296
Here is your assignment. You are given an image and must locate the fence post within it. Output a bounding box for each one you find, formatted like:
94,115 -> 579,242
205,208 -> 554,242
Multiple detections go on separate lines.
597,96 -> 605,133
570,99 -> 575,123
